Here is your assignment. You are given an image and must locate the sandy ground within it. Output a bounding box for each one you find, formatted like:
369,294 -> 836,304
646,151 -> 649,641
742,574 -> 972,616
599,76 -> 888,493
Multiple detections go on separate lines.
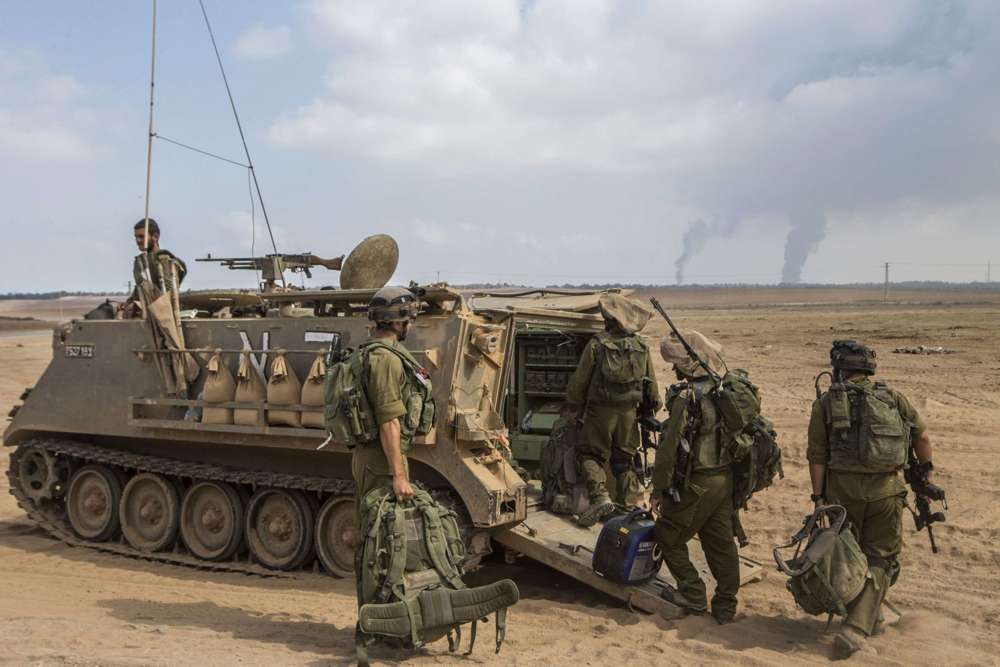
1,290 -> 999,666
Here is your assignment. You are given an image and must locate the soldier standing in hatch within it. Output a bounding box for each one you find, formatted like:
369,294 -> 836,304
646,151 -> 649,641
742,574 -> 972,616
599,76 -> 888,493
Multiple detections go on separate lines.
350,286 -> 423,521
808,340 -> 935,659
566,293 -> 660,527
651,330 -> 740,625
123,218 -> 187,316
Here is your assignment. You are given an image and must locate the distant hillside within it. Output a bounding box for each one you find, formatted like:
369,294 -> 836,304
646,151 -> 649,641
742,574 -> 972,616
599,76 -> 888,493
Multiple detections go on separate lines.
0,291 -> 126,301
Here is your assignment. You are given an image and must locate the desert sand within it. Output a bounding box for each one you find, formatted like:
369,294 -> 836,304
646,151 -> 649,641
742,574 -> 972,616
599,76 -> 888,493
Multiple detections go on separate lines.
1,290 -> 998,666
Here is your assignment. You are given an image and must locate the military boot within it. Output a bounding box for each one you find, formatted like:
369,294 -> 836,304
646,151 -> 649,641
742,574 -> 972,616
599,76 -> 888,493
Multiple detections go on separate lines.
832,625 -> 868,660
660,587 -> 707,616
576,497 -> 614,527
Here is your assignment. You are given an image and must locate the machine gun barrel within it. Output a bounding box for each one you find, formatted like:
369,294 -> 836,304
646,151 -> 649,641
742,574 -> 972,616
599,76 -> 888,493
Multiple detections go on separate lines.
197,252 -> 345,291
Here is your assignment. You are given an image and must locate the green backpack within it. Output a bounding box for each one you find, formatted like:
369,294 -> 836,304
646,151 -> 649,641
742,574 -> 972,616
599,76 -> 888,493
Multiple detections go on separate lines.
710,370 -> 783,544
355,487 -> 519,665
825,381 -> 909,473
714,369 -> 763,437
324,341 -> 435,448
774,505 -> 869,617
590,332 -> 648,404
539,418 -> 589,515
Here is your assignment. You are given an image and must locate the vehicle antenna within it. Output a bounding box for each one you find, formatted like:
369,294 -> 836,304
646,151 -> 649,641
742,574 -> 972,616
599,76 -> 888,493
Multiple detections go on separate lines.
197,0 -> 284,285
141,0 -> 157,271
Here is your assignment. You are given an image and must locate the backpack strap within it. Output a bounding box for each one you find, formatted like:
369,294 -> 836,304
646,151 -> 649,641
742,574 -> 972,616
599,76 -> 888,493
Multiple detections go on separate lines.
413,493 -> 466,590
375,502 -> 409,603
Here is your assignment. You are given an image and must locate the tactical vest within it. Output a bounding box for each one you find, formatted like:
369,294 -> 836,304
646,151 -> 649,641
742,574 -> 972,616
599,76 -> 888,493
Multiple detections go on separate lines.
323,341 -> 435,451
823,380 -> 909,473
666,379 -> 732,471
587,332 -> 648,406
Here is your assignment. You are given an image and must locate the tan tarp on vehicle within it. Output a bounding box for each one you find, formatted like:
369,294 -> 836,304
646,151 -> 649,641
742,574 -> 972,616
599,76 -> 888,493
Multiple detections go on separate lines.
468,289 -> 633,314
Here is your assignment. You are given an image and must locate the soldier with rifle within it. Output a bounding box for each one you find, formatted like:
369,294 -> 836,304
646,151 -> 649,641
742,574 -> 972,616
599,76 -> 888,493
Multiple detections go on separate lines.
650,322 -> 741,625
808,340 -> 943,659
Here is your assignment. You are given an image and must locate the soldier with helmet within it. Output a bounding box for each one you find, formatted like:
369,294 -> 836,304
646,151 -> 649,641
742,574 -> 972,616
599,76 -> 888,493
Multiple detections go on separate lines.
349,286 -> 425,520
652,329 -> 740,624
807,340 -> 936,659
566,293 -> 661,527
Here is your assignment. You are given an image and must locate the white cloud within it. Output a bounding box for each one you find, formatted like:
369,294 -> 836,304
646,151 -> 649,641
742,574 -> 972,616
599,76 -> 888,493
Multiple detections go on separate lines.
0,53 -> 96,162
266,1 -> 1000,283
232,24 -> 293,61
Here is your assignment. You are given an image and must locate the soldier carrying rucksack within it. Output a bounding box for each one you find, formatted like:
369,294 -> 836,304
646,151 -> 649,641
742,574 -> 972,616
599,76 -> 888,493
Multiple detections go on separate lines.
647,298 -> 782,625
807,340 -> 939,659
565,293 -> 662,527
324,286 -> 519,664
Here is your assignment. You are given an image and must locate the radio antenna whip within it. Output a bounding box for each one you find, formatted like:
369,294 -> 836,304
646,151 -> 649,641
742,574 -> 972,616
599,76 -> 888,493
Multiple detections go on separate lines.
141,0 -> 157,264
198,0 -> 281,263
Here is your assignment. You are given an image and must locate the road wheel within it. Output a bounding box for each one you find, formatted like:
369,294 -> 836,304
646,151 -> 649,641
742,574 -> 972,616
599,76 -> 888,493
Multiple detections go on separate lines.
17,446 -> 68,501
315,496 -> 359,577
66,464 -> 123,542
245,489 -> 315,570
180,481 -> 245,561
120,473 -> 180,552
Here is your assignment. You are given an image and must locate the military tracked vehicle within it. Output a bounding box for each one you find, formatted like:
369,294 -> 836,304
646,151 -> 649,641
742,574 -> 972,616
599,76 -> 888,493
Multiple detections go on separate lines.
5,247 -> 761,615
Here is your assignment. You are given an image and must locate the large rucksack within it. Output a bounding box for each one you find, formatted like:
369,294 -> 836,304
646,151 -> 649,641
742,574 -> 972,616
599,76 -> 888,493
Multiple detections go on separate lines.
539,418 -> 590,515
324,341 -> 435,448
712,370 -> 783,544
773,505 -> 869,617
355,487 -> 519,665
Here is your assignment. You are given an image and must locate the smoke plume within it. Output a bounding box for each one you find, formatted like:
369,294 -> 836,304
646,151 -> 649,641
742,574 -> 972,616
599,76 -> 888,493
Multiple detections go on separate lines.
674,219 -> 711,284
781,211 -> 828,283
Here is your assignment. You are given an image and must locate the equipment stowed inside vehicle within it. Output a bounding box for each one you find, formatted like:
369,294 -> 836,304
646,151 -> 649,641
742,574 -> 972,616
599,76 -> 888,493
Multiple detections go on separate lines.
355,487 -> 519,666
773,505 -> 869,617
592,509 -> 663,585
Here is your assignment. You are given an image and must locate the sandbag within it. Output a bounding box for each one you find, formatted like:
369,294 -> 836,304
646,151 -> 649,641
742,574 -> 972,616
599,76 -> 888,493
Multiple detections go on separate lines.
300,353 -> 326,429
267,350 -> 302,427
202,350 -> 235,424
234,352 -> 266,426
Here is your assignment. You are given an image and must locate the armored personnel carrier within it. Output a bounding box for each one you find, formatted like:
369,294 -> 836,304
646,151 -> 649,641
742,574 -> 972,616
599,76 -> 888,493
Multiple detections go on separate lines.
4,246 -> 760,615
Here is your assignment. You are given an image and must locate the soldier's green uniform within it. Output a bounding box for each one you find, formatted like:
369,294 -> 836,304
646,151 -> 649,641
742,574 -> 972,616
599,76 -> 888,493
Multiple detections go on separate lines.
652,376 -> 740,622
567,329 -> 660,508
131,249 -> 187,301
807,376 -> 925,638
351,338 -> 418,521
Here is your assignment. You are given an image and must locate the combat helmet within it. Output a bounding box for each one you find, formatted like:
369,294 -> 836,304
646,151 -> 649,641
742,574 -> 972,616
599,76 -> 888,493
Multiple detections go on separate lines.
598,293 -> 651,334
368,286 -> 420,323
830,340 -> 876,375
660,329 -> 725,379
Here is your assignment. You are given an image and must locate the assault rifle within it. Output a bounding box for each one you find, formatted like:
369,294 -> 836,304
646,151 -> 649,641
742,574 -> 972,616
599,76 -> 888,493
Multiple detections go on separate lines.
635,392 -> 662,488
903,446 -> 946,554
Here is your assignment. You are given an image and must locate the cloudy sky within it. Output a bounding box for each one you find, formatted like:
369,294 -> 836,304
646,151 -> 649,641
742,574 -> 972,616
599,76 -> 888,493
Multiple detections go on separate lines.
1,0 -> 998,292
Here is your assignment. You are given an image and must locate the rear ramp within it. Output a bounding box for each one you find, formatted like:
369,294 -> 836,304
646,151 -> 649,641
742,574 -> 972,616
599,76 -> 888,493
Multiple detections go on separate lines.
493,502 -> 765,620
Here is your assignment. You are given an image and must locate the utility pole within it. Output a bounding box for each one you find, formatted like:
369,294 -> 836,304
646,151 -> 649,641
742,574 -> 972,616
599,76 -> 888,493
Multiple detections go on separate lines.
883,262 -> 890,303
988,261 -> 992,283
